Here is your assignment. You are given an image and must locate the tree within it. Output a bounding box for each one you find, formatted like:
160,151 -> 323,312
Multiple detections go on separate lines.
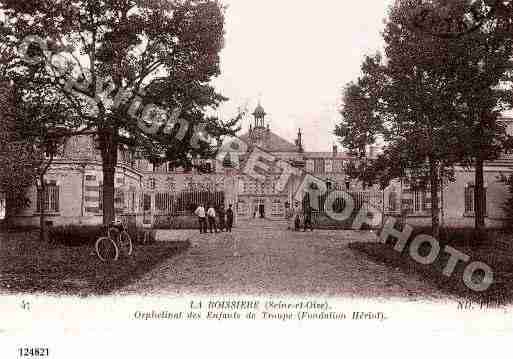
384,1 -> 469,239
422,2 -> 513,239
0,82 -> 41,224
338,41 -> 465,238
335,56 -> 386,189
14,80 -> 83,240
1,0 -> 238,225
412,0 -> 513,39
337,0 -> 513,239
335,59 -> 385,159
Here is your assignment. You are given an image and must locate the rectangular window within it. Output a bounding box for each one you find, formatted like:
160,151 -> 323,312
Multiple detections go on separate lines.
325,160 -> 333,173
143,194 -> 151,211
314,159 -> 325,174
465,186 -> 473,213
0,192 -> 6,220
37,184 -> 60,213
422,189 -> 432,212
248,180 -> 256,194
412,188 -> 431,212
99,182 -> 103,211
414,189 -> 422,212
237,201 -> 248,216
114,188 -> 125,210
465,186 -> 487,215
331,160 -> 340,173
148,178 -> 156,190
407,184 -> 432,214
306,160 -> 314,173
271,200 -> 284,217
402,198 -> 414,213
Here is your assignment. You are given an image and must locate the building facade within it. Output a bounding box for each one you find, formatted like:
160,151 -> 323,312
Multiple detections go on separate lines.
4,104 -> 513,229
5,103 -> 357,227
383,117 -> 513,229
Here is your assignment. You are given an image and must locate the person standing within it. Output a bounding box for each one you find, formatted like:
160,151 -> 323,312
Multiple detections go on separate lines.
286,205 -> 293,230
226,204 -> 234,232
194,203 -> 206,234
293,202 -> 302,231
303,206 -> 314,232
218,205 -> 226,232
207,204 -> 217,233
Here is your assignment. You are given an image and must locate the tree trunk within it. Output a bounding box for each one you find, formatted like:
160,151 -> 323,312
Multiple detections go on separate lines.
429,159 -> 440,240
99,128 -> 118,226
475,157 -> 487,241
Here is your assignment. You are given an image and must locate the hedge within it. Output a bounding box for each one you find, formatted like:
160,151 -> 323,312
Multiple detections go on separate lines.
49,225 -> 157,247
153,216 -> 200,230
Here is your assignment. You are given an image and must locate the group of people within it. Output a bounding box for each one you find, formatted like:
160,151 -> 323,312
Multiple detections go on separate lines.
194,203 -> 234,234
288,203 -> 314,232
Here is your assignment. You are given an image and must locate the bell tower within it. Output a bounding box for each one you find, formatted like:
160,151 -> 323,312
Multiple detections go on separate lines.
252,101 -> 266,128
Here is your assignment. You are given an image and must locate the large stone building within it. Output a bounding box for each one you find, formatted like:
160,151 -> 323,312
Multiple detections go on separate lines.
383,117 -> 513,229
4,103 -> 356,227
3,103 -> 513,229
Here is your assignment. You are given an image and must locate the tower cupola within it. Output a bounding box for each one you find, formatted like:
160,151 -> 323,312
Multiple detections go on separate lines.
253,101 -> 266,128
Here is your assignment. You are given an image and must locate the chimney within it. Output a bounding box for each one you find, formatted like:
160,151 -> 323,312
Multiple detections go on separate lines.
297,128 -> 303,151
332,144 -> 338,157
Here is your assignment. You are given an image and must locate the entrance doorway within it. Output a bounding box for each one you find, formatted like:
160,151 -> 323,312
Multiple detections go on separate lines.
259,204 -> 265,218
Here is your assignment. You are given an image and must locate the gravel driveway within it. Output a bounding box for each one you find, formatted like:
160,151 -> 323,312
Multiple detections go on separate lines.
120,219 -> 448,300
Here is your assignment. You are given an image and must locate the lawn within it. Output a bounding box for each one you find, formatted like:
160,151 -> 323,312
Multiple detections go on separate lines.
0,230 -> 190,296
350,230 -> 513,306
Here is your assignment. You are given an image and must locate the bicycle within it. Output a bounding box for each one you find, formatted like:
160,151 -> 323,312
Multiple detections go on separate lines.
95,220 -> 134,262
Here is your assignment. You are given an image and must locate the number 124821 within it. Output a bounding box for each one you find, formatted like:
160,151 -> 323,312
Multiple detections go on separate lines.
18,348 -> 49,357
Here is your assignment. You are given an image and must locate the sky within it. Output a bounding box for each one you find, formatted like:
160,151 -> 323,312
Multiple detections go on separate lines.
213,0 -> 395,152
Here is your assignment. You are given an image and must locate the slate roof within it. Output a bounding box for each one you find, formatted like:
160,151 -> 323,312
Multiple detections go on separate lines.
239,130 -> 300,153
303,152 -> 354,160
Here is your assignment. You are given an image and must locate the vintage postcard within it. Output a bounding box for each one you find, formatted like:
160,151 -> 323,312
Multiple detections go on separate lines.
1,0 -> 513,357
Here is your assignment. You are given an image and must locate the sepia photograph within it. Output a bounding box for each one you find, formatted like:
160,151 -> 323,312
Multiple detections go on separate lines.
1,0 -> 513,357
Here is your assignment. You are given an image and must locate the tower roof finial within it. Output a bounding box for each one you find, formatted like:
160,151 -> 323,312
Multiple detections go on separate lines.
253,98 -> 266,118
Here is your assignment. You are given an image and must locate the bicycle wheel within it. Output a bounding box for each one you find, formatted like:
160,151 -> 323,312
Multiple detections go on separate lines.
95,237 -> 119,262
118,231 -> 133,257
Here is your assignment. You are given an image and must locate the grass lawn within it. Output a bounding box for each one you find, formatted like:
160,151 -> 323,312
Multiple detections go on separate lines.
0,231 -> 190,296
350,233 -> 513,306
